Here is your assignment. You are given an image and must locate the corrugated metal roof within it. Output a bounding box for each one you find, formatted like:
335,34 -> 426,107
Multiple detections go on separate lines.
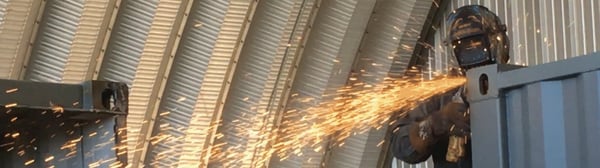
0,0 -> 36,80
141,0 -> 198,167
210,1 -> 296,167
388,0 -> 434,77
148,0 -> 231,167
24,0 -> 84,82
194,0 -> 256,167
96,0 -> 159,163
97,0 -> 157,84
250,0 -> 316,167
61,0 -> 110,83
122,1 -> 184,167
326,1 -> 433,167
268,0 -> 369,167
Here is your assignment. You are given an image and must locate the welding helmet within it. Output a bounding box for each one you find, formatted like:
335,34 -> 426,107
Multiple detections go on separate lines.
446,5 -> 509,70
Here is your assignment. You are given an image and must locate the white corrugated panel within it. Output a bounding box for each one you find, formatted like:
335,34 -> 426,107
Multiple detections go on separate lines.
24,0 -> 84,82
95,0 -> 160,163
0,1 -> 7,25
0,0 -> 36,79
136,0 -> 195,166
125,1 -> 183,166
388,0 -> 434,77
61,0 -> 110,83
209,1 -> 296,167
191,1 -> 255,167
268,0 -> 363,167
327,0 -> 432,167
140,0 -> 229,167
325,2 -> 380,167
97,1 -> 157,84
250,0 -> 315,167
357,0 -> 423,83
0,0 -> 11,78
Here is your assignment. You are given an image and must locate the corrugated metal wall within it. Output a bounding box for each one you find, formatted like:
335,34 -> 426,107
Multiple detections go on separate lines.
503,70 -> 600,168
465,53 -> 600,168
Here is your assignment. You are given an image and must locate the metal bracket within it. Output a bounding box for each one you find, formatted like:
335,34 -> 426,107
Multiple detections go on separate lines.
0,80 -> 128,167
466,64 -> 522,168
466,64 -> 524,102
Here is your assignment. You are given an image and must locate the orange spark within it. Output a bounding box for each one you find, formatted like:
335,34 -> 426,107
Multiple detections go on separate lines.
5,103 -> 17,108
24,159 -> 35,166
5,88 -> 18,93
45,156 -> 54,162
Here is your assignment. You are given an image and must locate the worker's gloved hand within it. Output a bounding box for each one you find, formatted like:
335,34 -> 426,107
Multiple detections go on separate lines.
430,102 -> 470,137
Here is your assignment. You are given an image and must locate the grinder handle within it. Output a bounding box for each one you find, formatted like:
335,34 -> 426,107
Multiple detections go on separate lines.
446,135 -> 465,162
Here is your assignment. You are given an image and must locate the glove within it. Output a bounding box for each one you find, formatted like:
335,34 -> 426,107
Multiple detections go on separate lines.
430,102 -> 470,137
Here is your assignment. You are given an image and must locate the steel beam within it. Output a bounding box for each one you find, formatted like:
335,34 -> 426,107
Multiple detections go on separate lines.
0,80 -> 127,116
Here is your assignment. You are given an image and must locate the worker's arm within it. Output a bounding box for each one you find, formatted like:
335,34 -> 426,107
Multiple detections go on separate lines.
389,114 -> 435,163
390,101 -> 469,164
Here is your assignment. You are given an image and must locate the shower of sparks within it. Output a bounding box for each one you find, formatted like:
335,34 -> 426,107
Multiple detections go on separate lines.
196,76 -> 465,167
1,75 -> 462,168
267,76 -> 465,161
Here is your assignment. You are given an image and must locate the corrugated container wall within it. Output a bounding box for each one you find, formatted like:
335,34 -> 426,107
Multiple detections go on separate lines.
503,70 -> 600,168
465,53 -> 600,168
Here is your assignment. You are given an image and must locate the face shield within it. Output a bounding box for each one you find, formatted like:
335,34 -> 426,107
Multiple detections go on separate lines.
451,34 -> 492,69
446,5 -> 501,70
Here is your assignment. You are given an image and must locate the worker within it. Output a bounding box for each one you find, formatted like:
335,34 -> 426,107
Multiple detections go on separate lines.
389,5 -> 510,168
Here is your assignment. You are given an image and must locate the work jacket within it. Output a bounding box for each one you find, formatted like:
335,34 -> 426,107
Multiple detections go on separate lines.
390,87 -> 472,168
